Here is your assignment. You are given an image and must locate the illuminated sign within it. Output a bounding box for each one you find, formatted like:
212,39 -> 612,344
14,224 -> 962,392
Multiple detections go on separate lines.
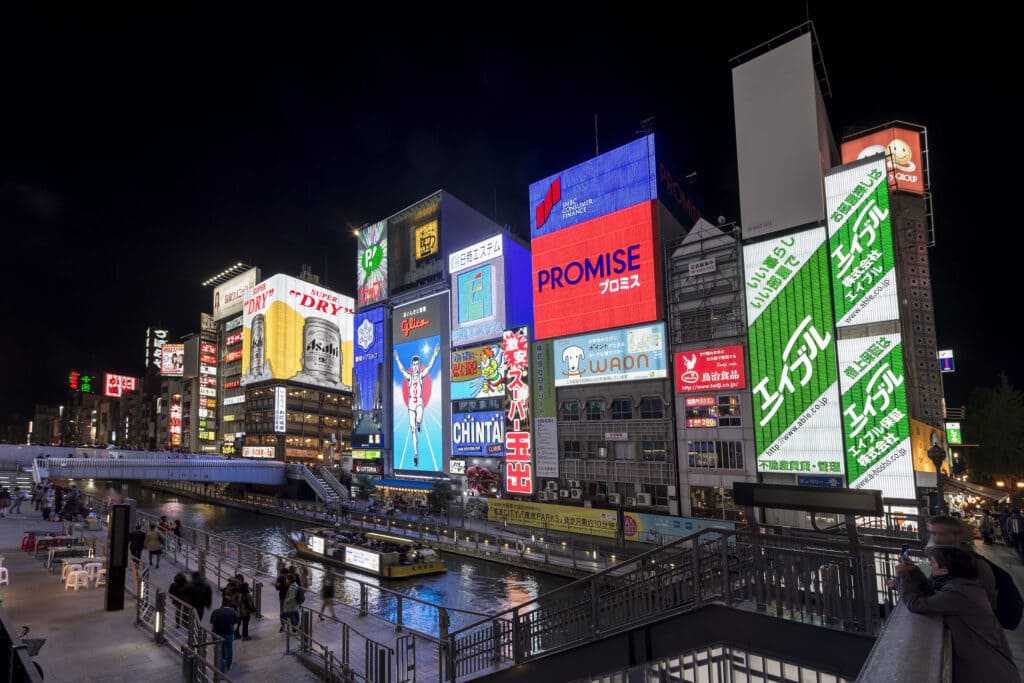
674,345 -> 745,393
224,379 -> 241,389
946,422 -> 962,445
414,220 -> 439,260
213,269 -> 260,321
825,157 -> 899,327
622,513 -> 734,543
504,327 -> 532,496
344,547 -> 380,573
685,395 -> 718,427
605,432 -> 629,441
553,323 -> 667,387
450,343 -> 506,400
242,446 -> 275,459
357,221 -> 388,307
449,459 -> 466,475
352,450 -> 382,460
392,295 -> 448,473
487,499 -> 617,538
744,227 -> 845,475
531,341 -> 557,418
201,312 -> 216,339
224,349 -> 242,363
68,370 -> 98,394
465,461 -> 502,496
450,256 -> 506,346
199,387 -> 216,398
146,328 -> 168,368
449,235 -> 502,273
241,274 -> 355,391
451,411 -> 504,456
274,386 -> 287,433
161,343 -> 185,377
353,461 -> 383,475
938,350 -> 954,373
841,126 -> 925,195
839,333 -> 914,499
685,396 -> 716,407
222,395 -> 244,406
104,373 -> 138,398
200,376 -> 217,387
169,394 -> 182,447
225,316 -> 243,331
352,307 -> 386,449
532,201 -> 661,339
226,332 -> 243,347
309,536 -> 325,555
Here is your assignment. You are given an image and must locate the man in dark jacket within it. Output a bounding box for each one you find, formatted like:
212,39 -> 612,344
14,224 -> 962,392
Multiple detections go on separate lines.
209,601 -> 239,673
187,571 -> 214,621
128,524 -> 147,562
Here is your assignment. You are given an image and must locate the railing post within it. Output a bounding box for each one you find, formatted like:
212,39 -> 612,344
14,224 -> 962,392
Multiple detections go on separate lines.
198,549 -> 207,576
360,584 -> 368,617
396,595 -> 403,632
254,581 -> 263,618
438,606 -> 450,643
154,590 -> 166,645
301,608 -> 312,653
691,542 -> 703,607
589,578 -> 600,635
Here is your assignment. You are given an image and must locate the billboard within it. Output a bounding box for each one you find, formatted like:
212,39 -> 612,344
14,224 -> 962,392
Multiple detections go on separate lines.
503,327 -> 533,496
534,417 -> 559,479
68,370 -> 99,394
214,269 -> 260,321
449,236 -> 507,346
744,227 -> 845,475
352,307 -> 386,449
910,418 -> 951,474
392,294 -> 448,473
622,513 -> 734,543
938,350 -> 954,373
839,333 -> 914,499
241,274 -> 355,391
242,446 -> 275,459
357,221 -> 388,307
674,345 -> 745,393
825,157 -> 899,327
946,422 -> 962,445
104,373 -> 138,398
451,410 -> 504,456
487,499 -> 618,538
553,323 -> 667,387
146,328 -> 169,368
169,394 -> 182,447
161,343 -> 185,377
841,126 -> 925,195
531,340 -> 557,418
532,201 -> 661,339
388,194 -> 442,294
450,343 -> 506,400
733,33 -> 832,239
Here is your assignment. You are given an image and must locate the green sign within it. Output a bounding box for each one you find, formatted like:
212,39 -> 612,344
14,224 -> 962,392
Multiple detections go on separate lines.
838,334 -> 914,498
826,157 -> 899,326
945,422 -> 962,445
744,227 -> 844,474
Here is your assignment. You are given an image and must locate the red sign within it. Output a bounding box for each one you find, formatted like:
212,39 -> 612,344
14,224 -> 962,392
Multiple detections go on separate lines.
224,379 -> 241,389
686,417 -> 718,428
399,315 -> 431,338
200,342 -> 218,355
225,349 -> 242,363
532,201 -> 661,339
684,396 -> 716,407
226,332 -> 243,347
104,373 -> 138,398
674,345 -> 745,393
841,127 -> 925,195
504,327 -> 533,495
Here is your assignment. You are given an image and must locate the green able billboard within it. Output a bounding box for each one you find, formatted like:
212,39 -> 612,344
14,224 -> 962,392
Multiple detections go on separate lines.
945,422 -> 962,445
825,156 -> 899,327
744,227 -> 845,475
838,333 -> 914,499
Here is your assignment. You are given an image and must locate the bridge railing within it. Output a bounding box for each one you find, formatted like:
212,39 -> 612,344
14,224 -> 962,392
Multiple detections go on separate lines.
35,457 -> 286,486
445,526 -> 910,680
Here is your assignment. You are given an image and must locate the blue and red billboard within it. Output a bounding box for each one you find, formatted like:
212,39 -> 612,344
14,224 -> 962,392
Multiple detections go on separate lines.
352,307 -> 386,449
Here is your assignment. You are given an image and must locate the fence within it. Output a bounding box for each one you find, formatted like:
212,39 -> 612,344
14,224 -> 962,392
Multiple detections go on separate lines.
0,607 -> 45,683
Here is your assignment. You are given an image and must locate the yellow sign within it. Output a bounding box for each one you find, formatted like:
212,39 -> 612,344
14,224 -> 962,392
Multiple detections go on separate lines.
415,220 -> 439,260
486,499 -> 618,538
910,418 -> 950,474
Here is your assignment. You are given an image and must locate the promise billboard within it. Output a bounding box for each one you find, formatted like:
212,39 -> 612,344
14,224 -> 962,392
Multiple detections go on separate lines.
241,274 -> 355,391
825,157 -> 900,327
744,227 -> 845,475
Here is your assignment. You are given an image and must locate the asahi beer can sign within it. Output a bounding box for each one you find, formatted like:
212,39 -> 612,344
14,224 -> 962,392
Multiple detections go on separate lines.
241,274 -> 355,390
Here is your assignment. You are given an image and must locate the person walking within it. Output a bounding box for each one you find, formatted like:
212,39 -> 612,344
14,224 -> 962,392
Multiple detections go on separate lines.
209,600 -> 239,673
9,487 -> 28,514
144,523 -> 165,568
128,524 -> 147,563
275,569 -> 291,632
187,571 -> 213,622
168,572 -> 189,628
319,570 -> 338,621
0,488 -> 10,518
1007,509 -> 1024,562
231,574 -> 255,640
41,487 -> 54,521
281,574 -> 302,631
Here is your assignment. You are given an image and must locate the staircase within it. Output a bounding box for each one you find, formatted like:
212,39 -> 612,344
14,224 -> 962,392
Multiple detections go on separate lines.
295,465 -> 340,508
318,466 -> 350,502
0,462 -> 36,493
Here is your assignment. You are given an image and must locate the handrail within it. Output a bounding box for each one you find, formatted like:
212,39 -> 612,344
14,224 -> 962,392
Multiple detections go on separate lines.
319,466 -> 350,501
297,465 -> 337,504
856,602 -> 950,682
0,606 -> 45,683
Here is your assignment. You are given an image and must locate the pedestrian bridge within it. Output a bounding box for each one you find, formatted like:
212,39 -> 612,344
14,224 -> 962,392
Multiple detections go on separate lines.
0,444 -> 286,486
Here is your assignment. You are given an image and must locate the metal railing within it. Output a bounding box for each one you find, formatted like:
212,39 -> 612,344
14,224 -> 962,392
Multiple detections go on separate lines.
0,608 -> 45,683
319,466 -> 350,501
35,456 -> 285,485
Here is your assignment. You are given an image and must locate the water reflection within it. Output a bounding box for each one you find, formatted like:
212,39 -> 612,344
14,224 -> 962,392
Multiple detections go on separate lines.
93,483 -> 570,634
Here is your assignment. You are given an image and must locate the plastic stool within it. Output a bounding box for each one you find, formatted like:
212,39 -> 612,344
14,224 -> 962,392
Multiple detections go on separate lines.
61,562 -> 83,583
95,568 -> 107,586
0,567 -> 8,586
83,562 -> 102,583
65,570 -> 88,591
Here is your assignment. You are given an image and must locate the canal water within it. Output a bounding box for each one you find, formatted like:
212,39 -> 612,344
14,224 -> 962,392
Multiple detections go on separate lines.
86,482 -> 572,634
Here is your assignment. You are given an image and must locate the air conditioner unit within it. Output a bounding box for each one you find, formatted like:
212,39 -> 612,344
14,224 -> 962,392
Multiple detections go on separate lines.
625,497 -> 636,507
545,481 -> 558,492
636,493 -> 653,505
571,488 -> 582,500
538,491 -> 552,501
570,480 -> 581,488
607,493 -> 621,504
559,490 -> 570,498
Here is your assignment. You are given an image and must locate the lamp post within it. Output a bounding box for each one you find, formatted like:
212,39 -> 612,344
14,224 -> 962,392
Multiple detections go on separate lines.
928,444 -> 948,514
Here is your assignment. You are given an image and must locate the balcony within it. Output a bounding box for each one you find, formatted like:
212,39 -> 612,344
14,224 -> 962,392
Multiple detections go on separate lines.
560,459 -> 676,485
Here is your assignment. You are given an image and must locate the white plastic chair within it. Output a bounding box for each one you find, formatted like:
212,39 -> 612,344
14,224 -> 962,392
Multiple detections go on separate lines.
0,567 -> 8,586
95,568 -> 107,586
83,562 -> 102,584
61,562 -> 84,583
65,570 -> 89,591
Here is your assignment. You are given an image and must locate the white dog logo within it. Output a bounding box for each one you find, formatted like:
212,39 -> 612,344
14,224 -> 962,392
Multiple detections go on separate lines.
561,345 -> 586,377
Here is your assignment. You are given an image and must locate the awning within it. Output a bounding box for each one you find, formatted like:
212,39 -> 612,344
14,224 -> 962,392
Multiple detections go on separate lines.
941,476 -> 1010,501
375,478 -> 435,491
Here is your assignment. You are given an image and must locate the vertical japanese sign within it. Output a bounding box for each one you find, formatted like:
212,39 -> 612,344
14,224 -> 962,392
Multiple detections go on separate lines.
357,221 -> 388,307
826,157 -> 899,327
169,394 -> 182,447
274,386 -> 287,433
839,334 -> 914,498
744,227 -> 845,475
503,327 -> 532,496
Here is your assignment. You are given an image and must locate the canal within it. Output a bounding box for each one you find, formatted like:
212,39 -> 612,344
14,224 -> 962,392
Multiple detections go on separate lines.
83,482 -> 572,634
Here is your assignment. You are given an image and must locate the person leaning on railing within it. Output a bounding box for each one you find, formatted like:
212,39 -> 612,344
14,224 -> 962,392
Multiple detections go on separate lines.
896,546 -> 1019,682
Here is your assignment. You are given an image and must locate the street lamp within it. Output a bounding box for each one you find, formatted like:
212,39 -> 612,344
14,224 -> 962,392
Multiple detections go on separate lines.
928,444 -> 948,514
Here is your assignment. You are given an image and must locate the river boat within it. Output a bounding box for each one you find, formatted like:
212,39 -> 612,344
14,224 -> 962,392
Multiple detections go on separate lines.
290,528 -> 447,578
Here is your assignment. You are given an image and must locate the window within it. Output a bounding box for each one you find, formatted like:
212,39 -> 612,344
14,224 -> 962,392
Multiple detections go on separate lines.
641,440 -> 668,462
645,485 -> 669,507
560,401 -> 581,421
588,442 -> 610,460
614,442 -> 636,460
585,400 -> 603,421
684,397 -> 718,428
563,441 -> 581,458
639,396 -> 664,419
717,395 -> 741,427
687,440 -> 744,469
610,399 -> 633,420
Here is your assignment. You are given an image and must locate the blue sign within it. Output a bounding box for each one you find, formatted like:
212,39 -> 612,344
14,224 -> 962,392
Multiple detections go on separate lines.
352,307 -> 385,448
796,475 -> 845,488
529,134 -> 657,238
451,410 -> 505,456
552,322 -> 667,387
939,354 -> 955,373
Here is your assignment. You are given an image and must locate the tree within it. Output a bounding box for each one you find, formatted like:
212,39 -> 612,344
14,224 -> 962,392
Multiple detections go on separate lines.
964,373 -> 1024,484
352,474 -> 377,501
426,481 -> 453,514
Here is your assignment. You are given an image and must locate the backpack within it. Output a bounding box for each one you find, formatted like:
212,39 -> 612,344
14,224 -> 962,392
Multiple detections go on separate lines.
294,585 -> 306,605
984,557 -> 1023,629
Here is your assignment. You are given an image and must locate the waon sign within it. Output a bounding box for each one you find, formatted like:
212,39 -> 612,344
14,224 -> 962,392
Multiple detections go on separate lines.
674,345 -> 746,393
503,327 -> 533,496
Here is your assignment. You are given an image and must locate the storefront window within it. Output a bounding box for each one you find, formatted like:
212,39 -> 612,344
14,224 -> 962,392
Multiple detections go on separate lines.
690,485 -> 744,521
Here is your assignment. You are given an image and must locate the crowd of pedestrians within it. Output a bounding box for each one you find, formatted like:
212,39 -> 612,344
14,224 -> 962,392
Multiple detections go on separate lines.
1,482 -> 89,521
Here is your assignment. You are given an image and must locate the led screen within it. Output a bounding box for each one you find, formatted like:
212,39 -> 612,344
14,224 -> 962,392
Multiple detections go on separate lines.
450,343 -> 506,400
841,126 -> 925,195
357,221 -> 388,307
674,345 -> 745,393
552,323 -> 666,387
352,307 -> 386,448
451,410 -> 505,457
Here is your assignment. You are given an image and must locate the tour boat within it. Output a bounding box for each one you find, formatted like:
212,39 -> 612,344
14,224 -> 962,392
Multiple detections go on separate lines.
290,528 -> 447,578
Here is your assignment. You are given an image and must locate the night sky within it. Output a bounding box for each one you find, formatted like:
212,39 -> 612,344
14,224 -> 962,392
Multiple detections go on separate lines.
1,5 -> 1018,422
